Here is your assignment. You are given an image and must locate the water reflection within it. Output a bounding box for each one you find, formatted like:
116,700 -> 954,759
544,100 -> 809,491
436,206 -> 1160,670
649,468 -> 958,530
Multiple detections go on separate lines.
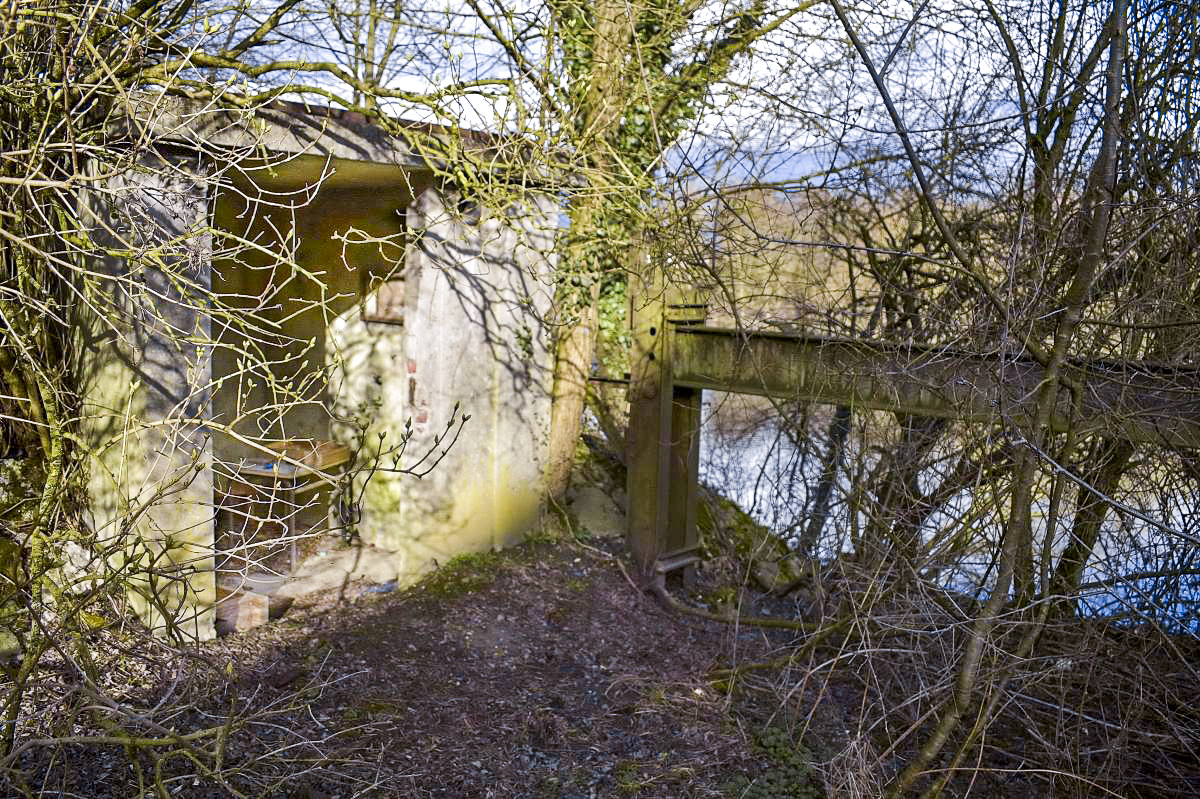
699,392 -> 1200,633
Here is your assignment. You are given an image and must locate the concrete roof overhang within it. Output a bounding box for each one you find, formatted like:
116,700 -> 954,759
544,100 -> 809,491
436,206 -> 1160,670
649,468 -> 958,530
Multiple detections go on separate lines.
229,155 -> 418,191
123,95 -> 551,191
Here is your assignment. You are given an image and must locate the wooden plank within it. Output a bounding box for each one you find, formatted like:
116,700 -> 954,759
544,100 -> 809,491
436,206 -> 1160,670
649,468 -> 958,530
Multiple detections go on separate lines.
267,439 -> 352,470
672,327 -> 1200,448
655,545 -> 701,574
665,386 -> 701,583
625,264 -> 672,580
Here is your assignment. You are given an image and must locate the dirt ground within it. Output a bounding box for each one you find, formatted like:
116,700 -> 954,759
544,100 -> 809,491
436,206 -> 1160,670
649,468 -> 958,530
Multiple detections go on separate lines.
18,449 -> 1195,798
14,522 -> 818,799
6,444 -> 830,799
14,516 -> 1200,798
197,533 -> 793,799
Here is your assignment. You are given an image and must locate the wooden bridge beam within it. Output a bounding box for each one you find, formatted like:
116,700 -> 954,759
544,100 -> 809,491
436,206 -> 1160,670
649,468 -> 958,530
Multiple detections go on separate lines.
627,318 -> 1200,581
672,327 -> 1200,450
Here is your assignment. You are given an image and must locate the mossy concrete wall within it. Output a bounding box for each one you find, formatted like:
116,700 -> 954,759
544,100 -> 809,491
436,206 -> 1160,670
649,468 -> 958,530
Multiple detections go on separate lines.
209,165 -> 425,458
80,156 -> 216,640
211,154 -> 556,588
80,110 -> 557,633
328,184 -> 556,572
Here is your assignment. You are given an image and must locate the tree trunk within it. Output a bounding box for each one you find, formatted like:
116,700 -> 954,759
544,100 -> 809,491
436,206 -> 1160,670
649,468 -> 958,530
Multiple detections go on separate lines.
546,293 -> 598,498
798,404 -> 852,554
1047,436 -> 1134,609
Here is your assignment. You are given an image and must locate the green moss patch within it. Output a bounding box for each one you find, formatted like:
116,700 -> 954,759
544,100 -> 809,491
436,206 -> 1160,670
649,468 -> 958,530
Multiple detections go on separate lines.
723,727 -> 823,799
418,549 -> 503,597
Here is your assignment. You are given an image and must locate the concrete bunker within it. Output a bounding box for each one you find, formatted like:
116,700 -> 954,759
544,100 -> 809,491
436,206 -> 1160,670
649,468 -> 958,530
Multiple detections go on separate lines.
83,104 -> 557,639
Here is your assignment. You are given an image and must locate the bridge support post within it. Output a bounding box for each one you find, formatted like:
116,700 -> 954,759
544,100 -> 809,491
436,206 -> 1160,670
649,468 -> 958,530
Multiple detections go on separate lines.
664,384 -> 701,584
626,268 -> 706,585
626,262 -> 671,581
661,297 -> 706,584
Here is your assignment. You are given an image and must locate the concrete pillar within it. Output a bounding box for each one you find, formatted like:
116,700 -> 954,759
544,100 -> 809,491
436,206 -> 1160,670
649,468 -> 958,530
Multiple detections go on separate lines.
81,155 -> 215,640
335,181 -> 556,569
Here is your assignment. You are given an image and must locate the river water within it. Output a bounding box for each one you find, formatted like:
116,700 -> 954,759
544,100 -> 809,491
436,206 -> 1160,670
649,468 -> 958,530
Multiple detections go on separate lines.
698,393 -> 1200,632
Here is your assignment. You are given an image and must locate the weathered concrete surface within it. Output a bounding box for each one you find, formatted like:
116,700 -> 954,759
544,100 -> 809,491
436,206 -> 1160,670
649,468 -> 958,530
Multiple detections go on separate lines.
127,96 -> 530,200
79,101 -> 557,633
137,97 -> 433,173
212,156 -> 556,594
210,168 -> 425,453
275,545 -> 420,599
329,183 -> 557,568
565,484 -> 625,539
80,155 -> 216,640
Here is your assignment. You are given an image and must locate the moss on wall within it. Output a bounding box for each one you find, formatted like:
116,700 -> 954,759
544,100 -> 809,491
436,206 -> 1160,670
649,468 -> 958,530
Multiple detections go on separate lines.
80,160 -> 216,640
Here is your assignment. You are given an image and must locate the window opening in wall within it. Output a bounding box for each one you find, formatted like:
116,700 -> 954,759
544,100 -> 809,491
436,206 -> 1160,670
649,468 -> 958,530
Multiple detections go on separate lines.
361,208 -> 409,325
363,272 -> 406,325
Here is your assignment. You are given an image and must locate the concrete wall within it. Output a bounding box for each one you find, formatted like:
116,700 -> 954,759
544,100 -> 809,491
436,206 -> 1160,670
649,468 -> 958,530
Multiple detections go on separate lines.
328,184 -> 557,570
209,168 -> 424,458
80,101 -> 558,634
80,155 -> 216,640
212,156 -> 557,587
